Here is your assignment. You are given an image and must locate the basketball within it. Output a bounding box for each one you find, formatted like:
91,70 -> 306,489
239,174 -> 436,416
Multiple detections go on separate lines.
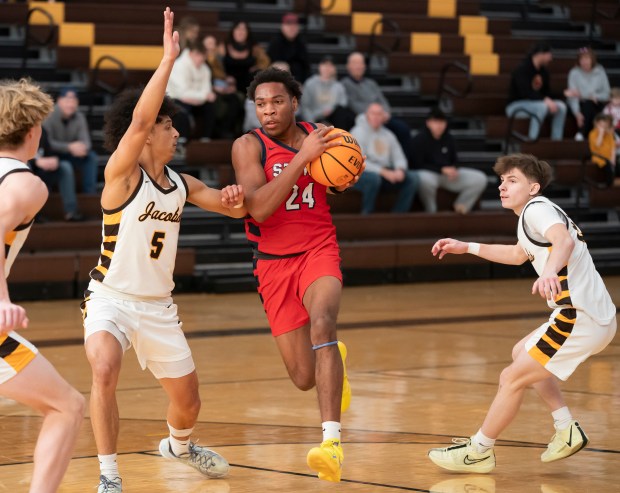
306,128 -> 364,187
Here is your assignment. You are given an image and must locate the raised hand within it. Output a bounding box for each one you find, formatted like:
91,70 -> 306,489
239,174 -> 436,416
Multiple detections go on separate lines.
163,7 -> 180,61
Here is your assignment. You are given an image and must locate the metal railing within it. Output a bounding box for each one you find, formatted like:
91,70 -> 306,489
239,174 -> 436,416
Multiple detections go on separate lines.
22,7 -> 55,69
503,109 -> 541,152
588,0 -> 620,41
437,61 -> 472,101
89,55 -> 128,118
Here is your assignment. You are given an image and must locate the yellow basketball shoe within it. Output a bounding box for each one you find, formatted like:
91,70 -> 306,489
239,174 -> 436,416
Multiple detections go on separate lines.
541,421 -> 588,463
428,437 -> 496,473
338,341 -> 351,413
307,439 -> 343,482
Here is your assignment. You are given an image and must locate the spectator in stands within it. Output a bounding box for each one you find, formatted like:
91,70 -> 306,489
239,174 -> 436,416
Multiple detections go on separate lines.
29,127 -> 83,221
564,47 -> 610,141
301,55 -> 355,130
43,86 -> 98,194
342,52 -> 413,163
203,34 -> 244,138
167,40 -> 217,142
506,43 -> 567,141
411,107 -> 487,214
589,113 -> 616,169
603,87 -> 620,138
221,20 -> 270,94
267,12 -> 311,84
351,103 -> 419,214
178,16 -> 200,52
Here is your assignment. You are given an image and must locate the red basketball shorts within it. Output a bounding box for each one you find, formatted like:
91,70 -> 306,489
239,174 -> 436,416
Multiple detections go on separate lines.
253,235 -> 342,337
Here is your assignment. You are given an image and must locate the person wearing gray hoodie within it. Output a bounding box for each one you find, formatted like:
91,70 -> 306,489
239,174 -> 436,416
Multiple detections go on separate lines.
350,103 -> 419,214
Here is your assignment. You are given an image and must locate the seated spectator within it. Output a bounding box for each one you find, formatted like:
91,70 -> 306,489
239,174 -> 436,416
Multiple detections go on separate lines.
203,34 -> 244,138
167,40 -> 216,142
351,103 -> 419,214
301,55 -> 355,130
506,43 -> 567,141
267,12 -> 310,84
603,87 -> 620,138
342,52 -> 413,163
564,47 -> 610,140
29,127 -> 83,222
589,114 -> 616,168
411,108 -> 487,214
221,21 -> 270,94
178,16 -> 200,52
43,86 -> 98,194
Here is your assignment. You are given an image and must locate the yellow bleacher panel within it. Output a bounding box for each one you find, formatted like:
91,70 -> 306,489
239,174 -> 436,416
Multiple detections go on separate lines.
463,34 -> 493,54
90,45 -> 163,70
29,1 -> 64,25
459,15 -> 488,35
470,53 -> 499,75
410,33 -> 441,55
59,23 -> 94,47
322,0 -> 351,15
428,0 -> 456,18
352,12 -> 382,35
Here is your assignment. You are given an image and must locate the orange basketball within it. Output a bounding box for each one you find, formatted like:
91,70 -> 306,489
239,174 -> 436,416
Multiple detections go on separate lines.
306,128 -> 363,187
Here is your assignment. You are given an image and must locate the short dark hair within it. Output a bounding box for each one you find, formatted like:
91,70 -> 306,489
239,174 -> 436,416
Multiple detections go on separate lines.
246,67 -> 302,101
103,88 -> 178,152
530,42 -> 552,56
593,112 -> 612,125
493,153 -> 553,191
187,39 -> 206,55
426,106 -> 447,121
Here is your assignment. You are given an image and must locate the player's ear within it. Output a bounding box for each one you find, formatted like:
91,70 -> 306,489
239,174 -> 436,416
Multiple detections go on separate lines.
292,96 -> 298,111
529,182 -> 540,196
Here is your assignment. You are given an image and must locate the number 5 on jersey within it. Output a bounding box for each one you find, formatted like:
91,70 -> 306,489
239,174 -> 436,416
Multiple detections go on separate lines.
151,231 -> 166,259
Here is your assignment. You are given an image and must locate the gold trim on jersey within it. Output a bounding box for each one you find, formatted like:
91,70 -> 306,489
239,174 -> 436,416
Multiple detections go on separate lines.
0,334 -> 37,373
4,230 -> 17,259
528,308 -> 577,366
90,211 -> 122,282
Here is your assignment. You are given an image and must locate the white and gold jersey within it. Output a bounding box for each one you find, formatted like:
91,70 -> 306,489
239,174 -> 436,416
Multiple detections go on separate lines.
88,166 -> 188,299
0,157 -> 35,278
517,196 -> 616,325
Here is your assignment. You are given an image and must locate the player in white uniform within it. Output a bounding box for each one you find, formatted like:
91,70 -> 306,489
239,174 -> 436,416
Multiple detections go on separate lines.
82,9 -> 246,493
427,153 -> 616,473
0,78 -> 85,493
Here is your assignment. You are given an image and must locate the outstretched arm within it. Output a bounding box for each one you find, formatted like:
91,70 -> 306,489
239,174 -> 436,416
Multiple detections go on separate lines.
183,174 -> 247,218
432,237 -> 528,265
102,7 -> 180,207
0,173 -> 48,333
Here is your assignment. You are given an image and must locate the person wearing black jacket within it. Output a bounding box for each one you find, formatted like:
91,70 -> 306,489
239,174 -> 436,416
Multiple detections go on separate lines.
411,108 -> 487,213
267,13 -> 310,83
506,42 -> 567,141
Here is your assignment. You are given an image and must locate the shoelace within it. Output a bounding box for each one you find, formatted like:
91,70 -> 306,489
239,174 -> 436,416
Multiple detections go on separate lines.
99,476 -> 121,492
188,442 -> 218,471
451,437 -> 470,445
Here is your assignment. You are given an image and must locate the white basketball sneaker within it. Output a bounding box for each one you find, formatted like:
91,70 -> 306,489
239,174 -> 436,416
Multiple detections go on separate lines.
97,475 -> 122,493
541,420 -> 589,463
159,438 -> 229,478
428,437 -> 496,473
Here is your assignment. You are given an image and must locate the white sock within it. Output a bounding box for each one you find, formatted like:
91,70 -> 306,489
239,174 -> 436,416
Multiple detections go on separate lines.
552,406 -> 573,431
322,421 -> 341,442
167,423 -> 193,456
98,453 -> 119,479
472,429 -> 495,453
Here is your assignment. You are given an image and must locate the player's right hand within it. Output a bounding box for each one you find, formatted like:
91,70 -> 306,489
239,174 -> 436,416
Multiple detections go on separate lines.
431,238 -> 468,259
163,7 -> 180,61
0,300 -> 29,334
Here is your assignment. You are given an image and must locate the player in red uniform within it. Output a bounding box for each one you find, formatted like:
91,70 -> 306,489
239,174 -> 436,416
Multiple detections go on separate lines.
231,67 -> 361,482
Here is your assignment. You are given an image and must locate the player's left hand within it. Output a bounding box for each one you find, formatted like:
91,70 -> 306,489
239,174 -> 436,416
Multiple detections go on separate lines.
332,156 -> 366,192
221,184 -> 244,209
532,272 -> 562,300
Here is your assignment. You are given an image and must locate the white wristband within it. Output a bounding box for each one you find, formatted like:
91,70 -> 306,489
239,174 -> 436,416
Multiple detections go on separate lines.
467,242 -> 481,256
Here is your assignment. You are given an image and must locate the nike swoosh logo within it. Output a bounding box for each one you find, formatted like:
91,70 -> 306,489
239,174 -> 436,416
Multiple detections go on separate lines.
463,455 -> 489,465
268,147 -> 276,150
566,426 -> 573,447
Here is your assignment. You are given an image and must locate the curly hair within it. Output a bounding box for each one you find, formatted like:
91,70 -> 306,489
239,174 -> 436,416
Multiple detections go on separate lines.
493,153 -> 553,191
103,88 -> 178,152
246,67 -> 302,101
0,78 -> 53,149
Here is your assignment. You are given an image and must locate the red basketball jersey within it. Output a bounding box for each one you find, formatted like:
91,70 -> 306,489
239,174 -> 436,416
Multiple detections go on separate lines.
245,122 -> 336,255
